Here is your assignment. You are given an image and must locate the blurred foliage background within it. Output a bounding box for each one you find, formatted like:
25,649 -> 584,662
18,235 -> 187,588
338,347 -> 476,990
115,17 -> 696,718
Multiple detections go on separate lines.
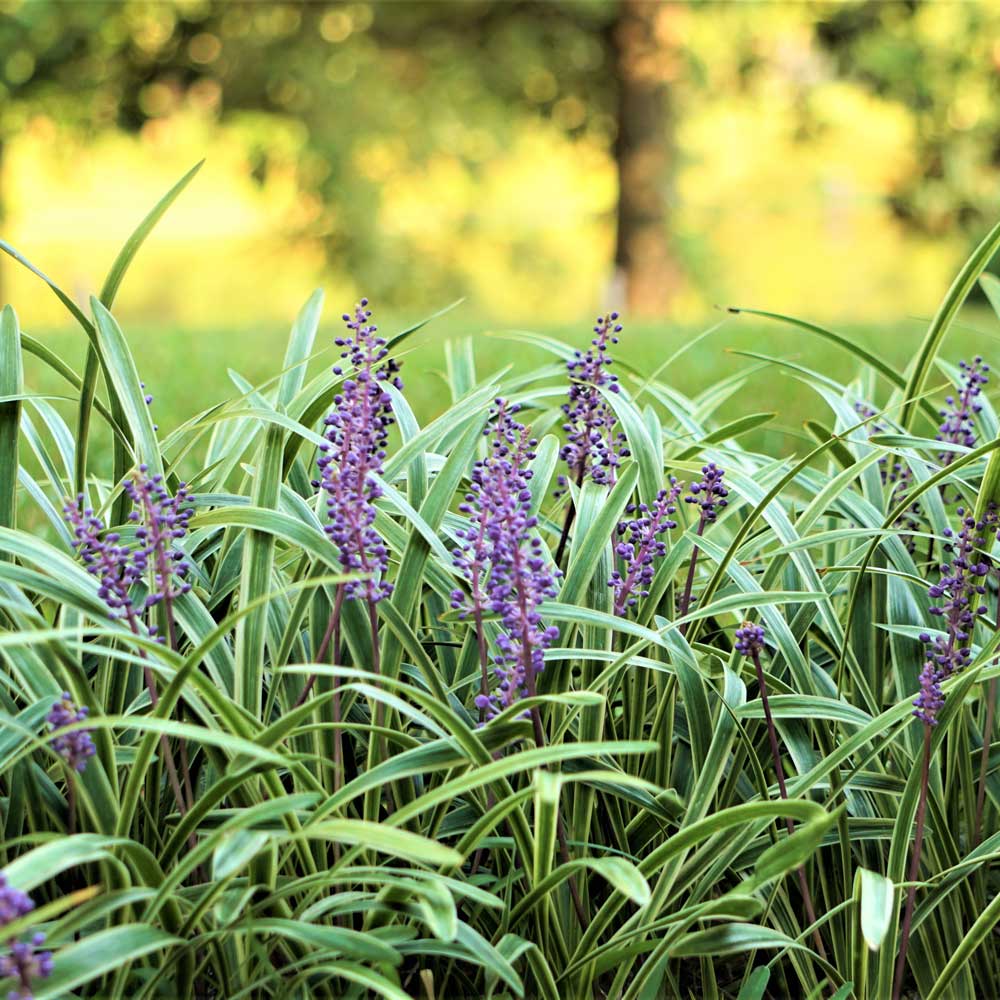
3,0 -> 1000,431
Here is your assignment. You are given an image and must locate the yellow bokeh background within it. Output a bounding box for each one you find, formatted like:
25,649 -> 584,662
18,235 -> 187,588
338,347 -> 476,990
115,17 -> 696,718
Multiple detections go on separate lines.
2,2 -> 986,331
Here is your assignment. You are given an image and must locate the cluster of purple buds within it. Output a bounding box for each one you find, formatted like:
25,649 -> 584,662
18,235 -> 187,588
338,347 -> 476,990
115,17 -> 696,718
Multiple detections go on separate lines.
123,469 -> 194,610
734,621 -> 766,658
914,507 -> 996,725
63,498 -> 143,622
314,298 -> 402,604
937,357 -> 989,466
46,693 -> 95,774
610,479 -> 683,616
685,463 -> 728,524
556,312 -> 629,495
0,875 -> 52,1000
63,469 -> 194,636
455,400 -> 561,720
450,415 -> 508,621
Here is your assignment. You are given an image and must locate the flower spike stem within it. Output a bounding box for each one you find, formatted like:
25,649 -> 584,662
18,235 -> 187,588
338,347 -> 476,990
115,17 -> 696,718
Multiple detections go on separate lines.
526,698 -> 588,931
293,583 -> 348,798
679,465 -> 728,634
294,583 -> 346,710
553,468 -> 585,568
367,597 -> 385,732
66,771 -> 77,837
474,609 -> 490,725
754,651 -> 826,959
893,723 -> 933,1000
975,674 -> 996,848
677,519 -> 705,635
133,644 -> 188,822
739,625 -> 825,959
974,584 -> 1000,848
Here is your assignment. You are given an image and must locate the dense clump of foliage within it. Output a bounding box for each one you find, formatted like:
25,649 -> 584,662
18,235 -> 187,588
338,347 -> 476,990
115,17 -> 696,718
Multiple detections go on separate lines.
3,170 -> 1000,1000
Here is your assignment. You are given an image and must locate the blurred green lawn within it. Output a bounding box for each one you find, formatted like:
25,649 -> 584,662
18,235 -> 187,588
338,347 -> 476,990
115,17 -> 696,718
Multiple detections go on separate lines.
21,305 -> 1000,472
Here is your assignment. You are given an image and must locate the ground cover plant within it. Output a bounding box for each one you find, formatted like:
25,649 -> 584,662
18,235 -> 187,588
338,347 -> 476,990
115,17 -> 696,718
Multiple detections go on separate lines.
2,168 -> 1000,1000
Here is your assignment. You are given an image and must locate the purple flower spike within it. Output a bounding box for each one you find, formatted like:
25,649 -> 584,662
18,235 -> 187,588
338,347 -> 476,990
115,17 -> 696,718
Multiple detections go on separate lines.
123,468 -> 194,614
62,497 -> 143,623
913,505 -> 997,724
677,464 -> 729,625
684,463 -> 728,523
315,298 -> 402,604
462,400 -> 561,720
63,471 -> 194,638
46,693 -> 96,774
557,312 -> 630,495
610,479 -> 683,616
0,876 -> 51,1000
938,357 -> 989,466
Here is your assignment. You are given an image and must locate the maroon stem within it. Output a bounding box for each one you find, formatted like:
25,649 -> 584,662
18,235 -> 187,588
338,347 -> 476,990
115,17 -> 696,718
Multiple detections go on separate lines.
526,696 -> 588,931
510,522 -> 588,929
468,604 -> 497,872
474,606 -> 491,724
125,485 -> 194,823
160,591 -> 197,813
519,602 -> 587,930
893,724 -> 933,1000
67,772 -> 77,837
974,585 -> 1000,847
975,676 -> 997,848
751,649 -> 826,959
178,733 -> 195,812
367,597 -> 382,683
367,596 -> 388,771
294,584 -> 346,709
465,516 -> 493,723
554,467 -> 586,567
678,517 -> 706,635
122,606 -> 188,820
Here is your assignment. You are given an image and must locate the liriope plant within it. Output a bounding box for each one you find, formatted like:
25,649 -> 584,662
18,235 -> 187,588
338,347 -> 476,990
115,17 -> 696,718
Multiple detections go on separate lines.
0,165 -> 999,1000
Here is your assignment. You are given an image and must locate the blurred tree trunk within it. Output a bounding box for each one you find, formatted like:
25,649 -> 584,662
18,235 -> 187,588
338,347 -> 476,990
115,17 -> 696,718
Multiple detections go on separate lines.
612,0 -> 683,316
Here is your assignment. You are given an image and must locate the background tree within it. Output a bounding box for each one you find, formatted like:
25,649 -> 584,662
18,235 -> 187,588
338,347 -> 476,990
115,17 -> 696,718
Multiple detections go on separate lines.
6,0 -> 1000,316
2,0 -> 694,315
815,0 -> 1000,237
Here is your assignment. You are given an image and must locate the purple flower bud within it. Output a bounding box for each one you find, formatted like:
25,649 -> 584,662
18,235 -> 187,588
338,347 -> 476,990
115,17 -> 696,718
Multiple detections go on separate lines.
46,693 -> 96,774
734,621 -> 766,658
684,463 -> 728,524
